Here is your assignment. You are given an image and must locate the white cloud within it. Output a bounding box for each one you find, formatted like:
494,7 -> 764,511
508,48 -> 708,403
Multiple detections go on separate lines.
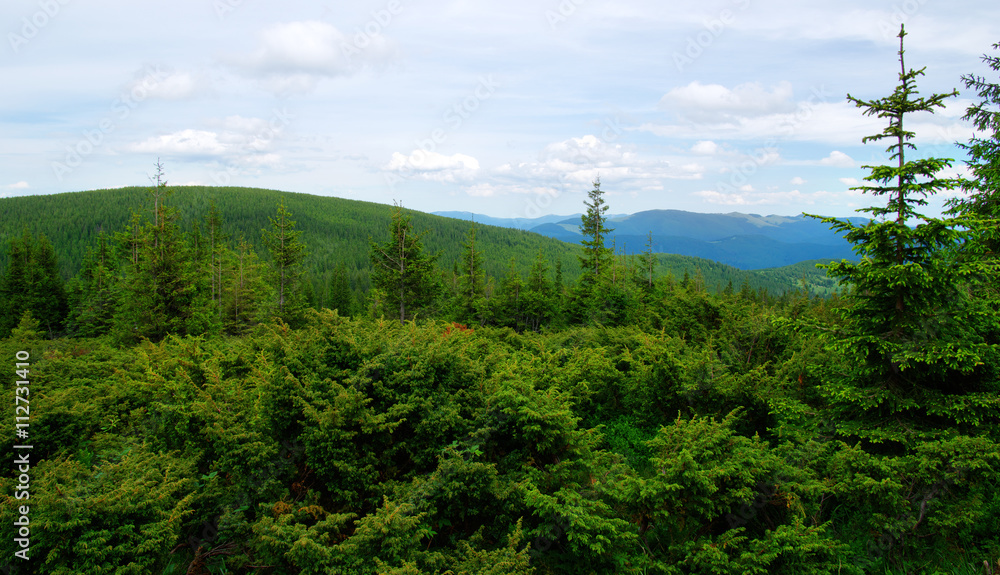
695,188 -> 835,206
659,81 -> 796,123
465,183 -> 497,197
691,140 -> 719,155
641,93 -> 888,146
385,150 -> 481,183
230,21 -> 395,94
5,181 -> 29,189
790,176 -> 806,185
820,151 -> 854,167
126,111 -> 293,171
463,183 -> 562,197
139,71 -> 204,100
839,177 -> 860,186
130,129 -> 228,156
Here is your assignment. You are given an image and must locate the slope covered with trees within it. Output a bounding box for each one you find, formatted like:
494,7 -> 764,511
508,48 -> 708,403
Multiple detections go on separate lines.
0,28 -> 998,575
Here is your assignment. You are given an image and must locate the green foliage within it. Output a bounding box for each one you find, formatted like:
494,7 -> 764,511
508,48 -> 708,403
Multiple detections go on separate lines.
0,230 -> 68,338
263,200 -> 308,324
370,204 -> 441,323
577,177 -> 614,287
2,34 -> 1000,575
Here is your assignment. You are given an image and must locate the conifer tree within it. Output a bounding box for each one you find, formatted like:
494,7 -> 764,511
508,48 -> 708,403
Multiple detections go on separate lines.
578,177 -> 614,286
0,230 -> 68,337
369,204 -> 440,323
225,236 -> 270,334
327,261 -> 354,316
455,222 -> 486,323
263,200 -> 307,323
205,202 -> 229,320
523,251 -> 556,332
808,26 -> 999,445
492,258 -> 526,330
113,164 -> 210,342
638,231 -> 656,290
950,41 -> 1000,224
67,231 -> 118,337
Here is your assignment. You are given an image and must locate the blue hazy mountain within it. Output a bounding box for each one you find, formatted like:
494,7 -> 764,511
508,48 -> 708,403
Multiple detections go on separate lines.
434,209 -> 864,270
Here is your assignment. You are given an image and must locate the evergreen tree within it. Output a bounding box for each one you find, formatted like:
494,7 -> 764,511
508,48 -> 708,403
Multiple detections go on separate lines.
455,222 -> 486,324
113,165 -> 211,342
577,177 -> 614,286
327,261 -> 354,316
0,230 -> 68,337
0,230 -> 34,338
369,204 -> 440,323
66,232 -> 118,337
523,251 -> 556,332
638,231 -> 656,290
950,40 -> 1000,225
491,258 -> 526,330
225,236 -> 271,334
263,200 -> 307,324
205,201 -> 230,321
807,26 -> 999,446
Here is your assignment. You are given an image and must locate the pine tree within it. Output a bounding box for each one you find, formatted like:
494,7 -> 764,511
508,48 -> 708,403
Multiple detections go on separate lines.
523,251 -> 555,332
0,230 -> 68,338
638,231 -> 656,290
205,202 -> 229,321
578,177 -> 614,286
327,261 -> 354,316
455,222 -> 486,323
0,230 -> 32,337
113,165 -> 208,342
67,231 -> 118,337
225,236 -> 270,334
369,204 -> 440,323
950,41 -> 1000,223
263,200 -> 307,323
492,258 -> 526,330
807,25 -> 999,446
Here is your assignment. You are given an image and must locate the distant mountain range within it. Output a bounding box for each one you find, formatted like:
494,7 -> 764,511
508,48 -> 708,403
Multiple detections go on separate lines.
434,209 -> 865,270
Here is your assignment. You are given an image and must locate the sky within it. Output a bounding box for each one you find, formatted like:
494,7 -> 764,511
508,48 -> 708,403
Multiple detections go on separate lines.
2,0 -> 997,219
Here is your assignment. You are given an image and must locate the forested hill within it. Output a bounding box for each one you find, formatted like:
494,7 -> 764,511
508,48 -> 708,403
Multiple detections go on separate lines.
0,186 -> 816,296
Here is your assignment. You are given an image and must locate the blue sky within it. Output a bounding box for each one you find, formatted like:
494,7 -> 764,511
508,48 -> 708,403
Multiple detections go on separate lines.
2,0 -> 997,219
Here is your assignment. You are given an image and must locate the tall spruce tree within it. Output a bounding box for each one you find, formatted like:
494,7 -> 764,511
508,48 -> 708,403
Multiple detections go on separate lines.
946,41 -> 1000,273
114,169 -> 207,342
455,222 -> 486,324
327,261 -> 353,316
263,200 -> 307,323
578,177 -> 614,286
808,26 -> 999,446
369,204 -> 440,323
66,231 -> 118,337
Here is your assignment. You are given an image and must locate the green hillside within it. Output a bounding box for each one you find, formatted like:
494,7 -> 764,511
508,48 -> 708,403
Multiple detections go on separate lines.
0,186 -> 809,297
